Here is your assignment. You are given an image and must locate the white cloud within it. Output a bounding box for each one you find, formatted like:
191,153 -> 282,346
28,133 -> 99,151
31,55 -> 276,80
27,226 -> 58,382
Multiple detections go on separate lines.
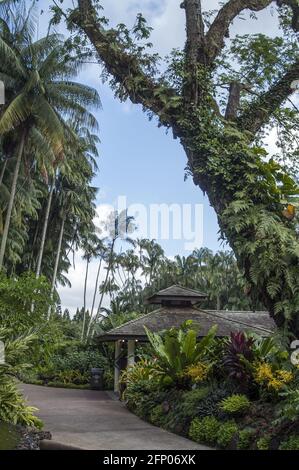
58,248 -> 109,316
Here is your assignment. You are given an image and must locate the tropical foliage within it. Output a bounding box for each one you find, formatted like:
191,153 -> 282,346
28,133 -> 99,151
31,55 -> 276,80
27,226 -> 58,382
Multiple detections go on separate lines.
0,0 -> 100,294
54,0 -> 299,336
0,328 -> 42,428
122,322 -> 299,450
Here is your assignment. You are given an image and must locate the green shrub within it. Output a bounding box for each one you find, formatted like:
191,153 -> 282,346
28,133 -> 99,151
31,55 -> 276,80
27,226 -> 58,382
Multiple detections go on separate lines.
103,369 -> 114,390
195,387 -> 230,418
152,389 -> 190,436
0,272 -> 53,333
216,421 -> 238,448
52,349 -> 109,375
145,321 -> 217,382
149,405 -> 166,427
189,416 -> 219,445
56,370 -> 89,385
0,328 -> 43,429
279,435 -> 299,450
46,381 -> 90,390
237,428 -> 255,450
256,435 -> 271,450
219,394 -> 250,415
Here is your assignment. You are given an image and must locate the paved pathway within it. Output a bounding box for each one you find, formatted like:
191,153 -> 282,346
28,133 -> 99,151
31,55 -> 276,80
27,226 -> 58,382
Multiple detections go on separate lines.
21,384 -> 210,450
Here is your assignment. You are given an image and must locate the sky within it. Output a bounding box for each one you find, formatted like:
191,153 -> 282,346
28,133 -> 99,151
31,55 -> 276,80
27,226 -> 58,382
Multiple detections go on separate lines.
36,1 -> 283,313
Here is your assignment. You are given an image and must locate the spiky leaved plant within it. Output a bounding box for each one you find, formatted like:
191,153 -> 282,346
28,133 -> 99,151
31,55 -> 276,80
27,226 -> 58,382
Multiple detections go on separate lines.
223,332 -> 254,388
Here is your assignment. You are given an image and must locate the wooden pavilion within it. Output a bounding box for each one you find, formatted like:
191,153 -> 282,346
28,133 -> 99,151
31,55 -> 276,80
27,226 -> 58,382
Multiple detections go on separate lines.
98,285 -> 275,393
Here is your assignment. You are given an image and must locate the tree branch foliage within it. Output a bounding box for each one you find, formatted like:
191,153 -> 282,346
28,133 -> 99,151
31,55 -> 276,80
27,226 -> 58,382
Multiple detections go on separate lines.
60,0 -> 299,336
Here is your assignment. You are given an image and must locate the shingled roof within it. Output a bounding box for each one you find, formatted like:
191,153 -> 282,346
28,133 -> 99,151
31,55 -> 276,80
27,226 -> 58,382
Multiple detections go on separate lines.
98,307 -> 275,341
145,285 -> 207,304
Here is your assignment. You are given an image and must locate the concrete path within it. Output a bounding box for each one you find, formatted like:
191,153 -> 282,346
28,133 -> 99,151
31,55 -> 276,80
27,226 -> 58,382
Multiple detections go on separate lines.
21,384 -> 210,450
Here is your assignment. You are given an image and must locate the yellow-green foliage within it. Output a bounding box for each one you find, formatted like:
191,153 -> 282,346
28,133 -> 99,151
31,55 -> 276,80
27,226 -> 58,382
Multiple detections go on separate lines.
279,435 -> 299,450
256,435 -> 271,450
0,329 -> 43,429
216,421 -> 238,449
149,404 -> 165,427
237,428 -> 255,450
183,362 -> 210,384
189,416 -> 238,448
189,416 -> 219,445
219,394 -> 250,415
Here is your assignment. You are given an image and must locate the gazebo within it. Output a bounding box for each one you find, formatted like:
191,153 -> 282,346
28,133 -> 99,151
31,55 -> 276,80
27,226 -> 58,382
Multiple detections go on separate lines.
98,285 -> 275,393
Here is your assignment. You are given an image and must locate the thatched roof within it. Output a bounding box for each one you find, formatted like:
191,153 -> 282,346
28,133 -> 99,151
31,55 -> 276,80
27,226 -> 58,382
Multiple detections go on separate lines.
98,306 -> 275,341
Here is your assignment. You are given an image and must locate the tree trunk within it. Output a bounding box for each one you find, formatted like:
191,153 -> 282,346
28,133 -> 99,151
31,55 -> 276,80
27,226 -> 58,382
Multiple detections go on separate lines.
48,213 -> 66,319
36,179 -> 55,278
0,129 -> 26,270
0,158 -> 8,187
90,257 -> 102,318
81,257 -> 90,341
85,239 -> 115,340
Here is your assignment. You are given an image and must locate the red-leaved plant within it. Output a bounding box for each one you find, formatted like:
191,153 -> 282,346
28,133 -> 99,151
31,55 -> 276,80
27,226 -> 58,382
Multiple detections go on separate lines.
223,332 -> 254,386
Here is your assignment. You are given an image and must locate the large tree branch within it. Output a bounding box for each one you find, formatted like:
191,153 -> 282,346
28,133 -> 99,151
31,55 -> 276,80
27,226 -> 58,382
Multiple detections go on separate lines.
225,81 -> 244,121
71,0 -> 179,125
180,0 -> 206,105
181,0 -> 205,63
237,59 -> 299,134
205,0 -> 299,65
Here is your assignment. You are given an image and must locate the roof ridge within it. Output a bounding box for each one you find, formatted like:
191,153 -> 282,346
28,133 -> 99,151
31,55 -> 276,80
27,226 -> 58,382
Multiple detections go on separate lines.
205,309 -> 269,314
153,284 -> 207,296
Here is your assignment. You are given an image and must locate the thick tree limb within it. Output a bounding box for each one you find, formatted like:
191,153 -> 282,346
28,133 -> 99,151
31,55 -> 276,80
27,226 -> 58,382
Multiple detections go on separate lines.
225,82 -> 243,121
181,0 -> 205,63
237,59 -> 299,134
205,0 -> 299,65
181,0 -> 206,105
72,0 -> 179,124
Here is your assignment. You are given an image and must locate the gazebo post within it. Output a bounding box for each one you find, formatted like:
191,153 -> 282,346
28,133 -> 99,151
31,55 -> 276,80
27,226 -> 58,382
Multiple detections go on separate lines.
127,339 -> 135,367
114,340 -> 121,393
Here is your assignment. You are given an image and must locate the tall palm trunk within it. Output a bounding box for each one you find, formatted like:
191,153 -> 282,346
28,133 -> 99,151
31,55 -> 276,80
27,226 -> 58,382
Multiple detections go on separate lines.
0,159 -> 8,187
85,239 -> 115,341
48,213 -> 66,319
81,257 -> 90,341
0,129 -> 26,270
36,178 -> 55,278
90,257 -> 102,318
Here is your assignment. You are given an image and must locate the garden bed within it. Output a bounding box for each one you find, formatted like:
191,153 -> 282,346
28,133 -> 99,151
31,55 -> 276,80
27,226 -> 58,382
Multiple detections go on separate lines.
0,422 -> 51,450
121,322 -> 299,450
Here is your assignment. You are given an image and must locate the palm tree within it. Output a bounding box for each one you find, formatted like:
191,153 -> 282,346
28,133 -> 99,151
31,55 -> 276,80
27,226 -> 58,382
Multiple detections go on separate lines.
35,172 -> 56,278
48,174 -> 97,317
84,211 -> 135,341
81,233 -> 101,339
0,10 -> 101,269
